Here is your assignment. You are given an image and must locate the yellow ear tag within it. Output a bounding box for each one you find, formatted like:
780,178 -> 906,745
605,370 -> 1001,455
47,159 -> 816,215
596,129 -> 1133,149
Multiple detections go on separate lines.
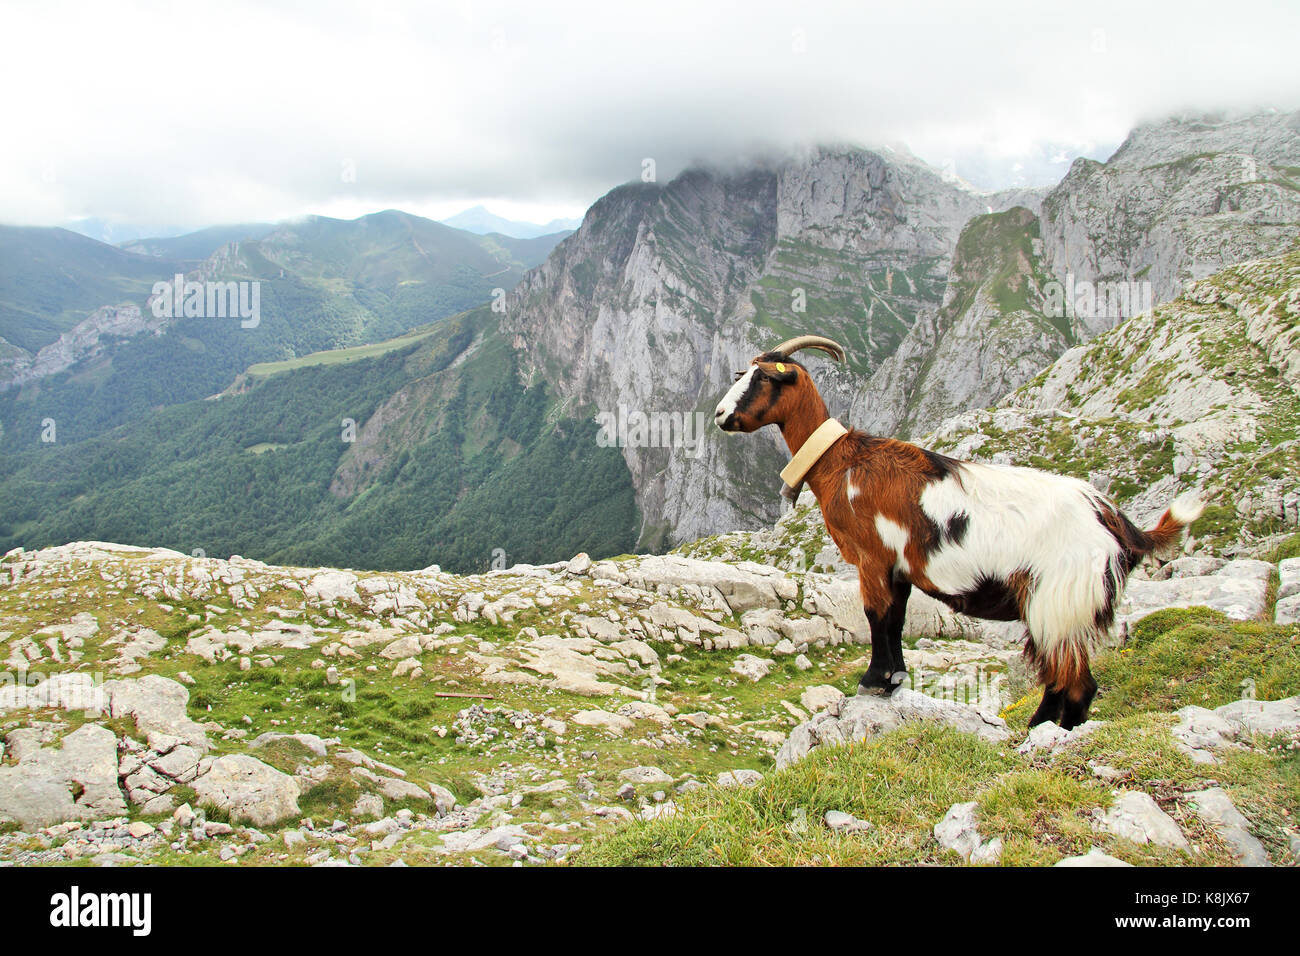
776,363 -> 786,372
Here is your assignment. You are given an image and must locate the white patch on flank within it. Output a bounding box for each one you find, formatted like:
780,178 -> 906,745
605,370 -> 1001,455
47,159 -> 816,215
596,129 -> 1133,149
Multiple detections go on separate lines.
918,462 -> 1126,652
874,515 -> 911,574
845,468 -> 858,502
715,367 -> 756,423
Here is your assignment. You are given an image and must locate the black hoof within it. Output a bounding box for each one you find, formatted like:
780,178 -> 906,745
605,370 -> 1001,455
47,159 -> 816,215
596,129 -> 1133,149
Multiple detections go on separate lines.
857,668 -> 907,697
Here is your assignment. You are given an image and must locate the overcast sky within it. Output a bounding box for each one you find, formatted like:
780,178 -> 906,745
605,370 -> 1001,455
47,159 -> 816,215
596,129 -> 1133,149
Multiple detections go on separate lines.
3,0 -> 1298,231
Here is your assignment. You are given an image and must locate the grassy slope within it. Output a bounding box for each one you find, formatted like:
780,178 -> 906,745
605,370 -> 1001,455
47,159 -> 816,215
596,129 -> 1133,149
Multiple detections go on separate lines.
581,608 -> 1300,866
0,225 -> 184,352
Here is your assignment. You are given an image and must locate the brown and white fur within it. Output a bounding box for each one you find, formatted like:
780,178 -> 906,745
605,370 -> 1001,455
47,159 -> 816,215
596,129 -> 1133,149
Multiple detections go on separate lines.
715,336 -> 1202,729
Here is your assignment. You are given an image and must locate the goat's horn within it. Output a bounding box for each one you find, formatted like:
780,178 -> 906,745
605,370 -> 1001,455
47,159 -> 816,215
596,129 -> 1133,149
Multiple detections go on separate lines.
771,335 -> 846,363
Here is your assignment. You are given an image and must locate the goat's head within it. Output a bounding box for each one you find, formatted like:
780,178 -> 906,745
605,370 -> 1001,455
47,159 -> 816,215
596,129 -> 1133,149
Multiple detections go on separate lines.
714,335 -> 846,433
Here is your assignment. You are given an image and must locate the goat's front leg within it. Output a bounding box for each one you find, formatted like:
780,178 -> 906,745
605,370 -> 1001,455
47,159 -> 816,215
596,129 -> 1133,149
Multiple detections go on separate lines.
856,570 -> 905,695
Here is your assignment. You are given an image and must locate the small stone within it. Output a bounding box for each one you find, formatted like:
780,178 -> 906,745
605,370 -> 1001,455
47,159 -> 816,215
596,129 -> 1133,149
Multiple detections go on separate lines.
799,685 -> 845,714
730,654 -> 775,682
824,809 -> 872,834
618,766 -> 674,785
716,769 -> 763,788
1185,787 -> 1271,867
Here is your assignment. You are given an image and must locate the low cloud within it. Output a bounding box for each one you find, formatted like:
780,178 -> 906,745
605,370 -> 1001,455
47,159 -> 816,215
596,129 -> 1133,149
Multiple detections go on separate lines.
3,0 -> 1297,228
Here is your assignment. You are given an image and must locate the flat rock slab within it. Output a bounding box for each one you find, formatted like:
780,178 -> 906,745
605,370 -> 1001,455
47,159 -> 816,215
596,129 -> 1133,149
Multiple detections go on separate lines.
775,689 -> 1008,769
1216,696 -> 1300,736
617,555 -> 797,614
1117,565 -> 1269,632
1278,558 -> 1300,600
0,724 -> 126,828
1172,695 -> 1300,762
1276,595 -> 1300,626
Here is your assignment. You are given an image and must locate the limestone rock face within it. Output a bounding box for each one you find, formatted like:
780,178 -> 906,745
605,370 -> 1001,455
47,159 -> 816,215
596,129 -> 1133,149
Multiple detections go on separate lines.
1039,111 -> 1300,336
0,724 -> 126,828
851,206 -> 1075,440
1,305 -> 167,389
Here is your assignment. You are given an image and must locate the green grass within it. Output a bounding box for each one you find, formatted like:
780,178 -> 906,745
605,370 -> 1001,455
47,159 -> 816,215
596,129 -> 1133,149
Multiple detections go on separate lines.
577,725 -> 1018,866
1263,533 -> 1300,563
1090,608 -> 1300,718
582,598 -> 1300,867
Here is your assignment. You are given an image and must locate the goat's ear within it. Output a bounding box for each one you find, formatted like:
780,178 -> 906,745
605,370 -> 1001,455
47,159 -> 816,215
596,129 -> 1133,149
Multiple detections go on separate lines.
756,360 -> 798,384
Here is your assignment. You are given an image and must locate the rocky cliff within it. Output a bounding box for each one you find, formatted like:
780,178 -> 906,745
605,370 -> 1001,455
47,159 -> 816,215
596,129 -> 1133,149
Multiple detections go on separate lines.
849,206 -> 1074,438
1039,111 -> 1300,336
502,146 -> 1036,548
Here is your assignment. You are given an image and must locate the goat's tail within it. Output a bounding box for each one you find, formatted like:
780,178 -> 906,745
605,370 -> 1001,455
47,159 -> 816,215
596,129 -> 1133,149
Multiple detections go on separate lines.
1141,492 -> 1205,557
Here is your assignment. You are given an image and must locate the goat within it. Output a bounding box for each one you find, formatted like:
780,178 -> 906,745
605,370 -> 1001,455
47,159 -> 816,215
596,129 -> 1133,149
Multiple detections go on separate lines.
714,334 -> 1203,729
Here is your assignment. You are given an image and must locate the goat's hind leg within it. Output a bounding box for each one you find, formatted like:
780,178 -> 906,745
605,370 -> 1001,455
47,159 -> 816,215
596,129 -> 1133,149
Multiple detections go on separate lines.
1060,662 -> 1098,731
1028,688 -> 1064,727
1026,636 -> 1094,728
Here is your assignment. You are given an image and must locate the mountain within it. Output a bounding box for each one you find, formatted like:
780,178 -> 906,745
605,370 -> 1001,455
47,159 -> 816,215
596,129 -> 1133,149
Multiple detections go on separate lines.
0,307 -> 638,572
1039,110 -> 1300,337
441,204 -> 581,238
0,210 -> 569,445
0,224 -> 185,353
850,206 -> 1074,439
120,222 -> 277,262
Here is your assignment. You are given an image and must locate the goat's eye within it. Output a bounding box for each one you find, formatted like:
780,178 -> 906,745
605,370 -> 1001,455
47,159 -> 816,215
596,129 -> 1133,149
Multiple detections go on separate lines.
733,371 -> 745,382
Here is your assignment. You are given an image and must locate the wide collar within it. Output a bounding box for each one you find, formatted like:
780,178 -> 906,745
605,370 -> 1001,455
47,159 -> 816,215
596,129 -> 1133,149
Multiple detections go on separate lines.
779,418 -> 848,502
